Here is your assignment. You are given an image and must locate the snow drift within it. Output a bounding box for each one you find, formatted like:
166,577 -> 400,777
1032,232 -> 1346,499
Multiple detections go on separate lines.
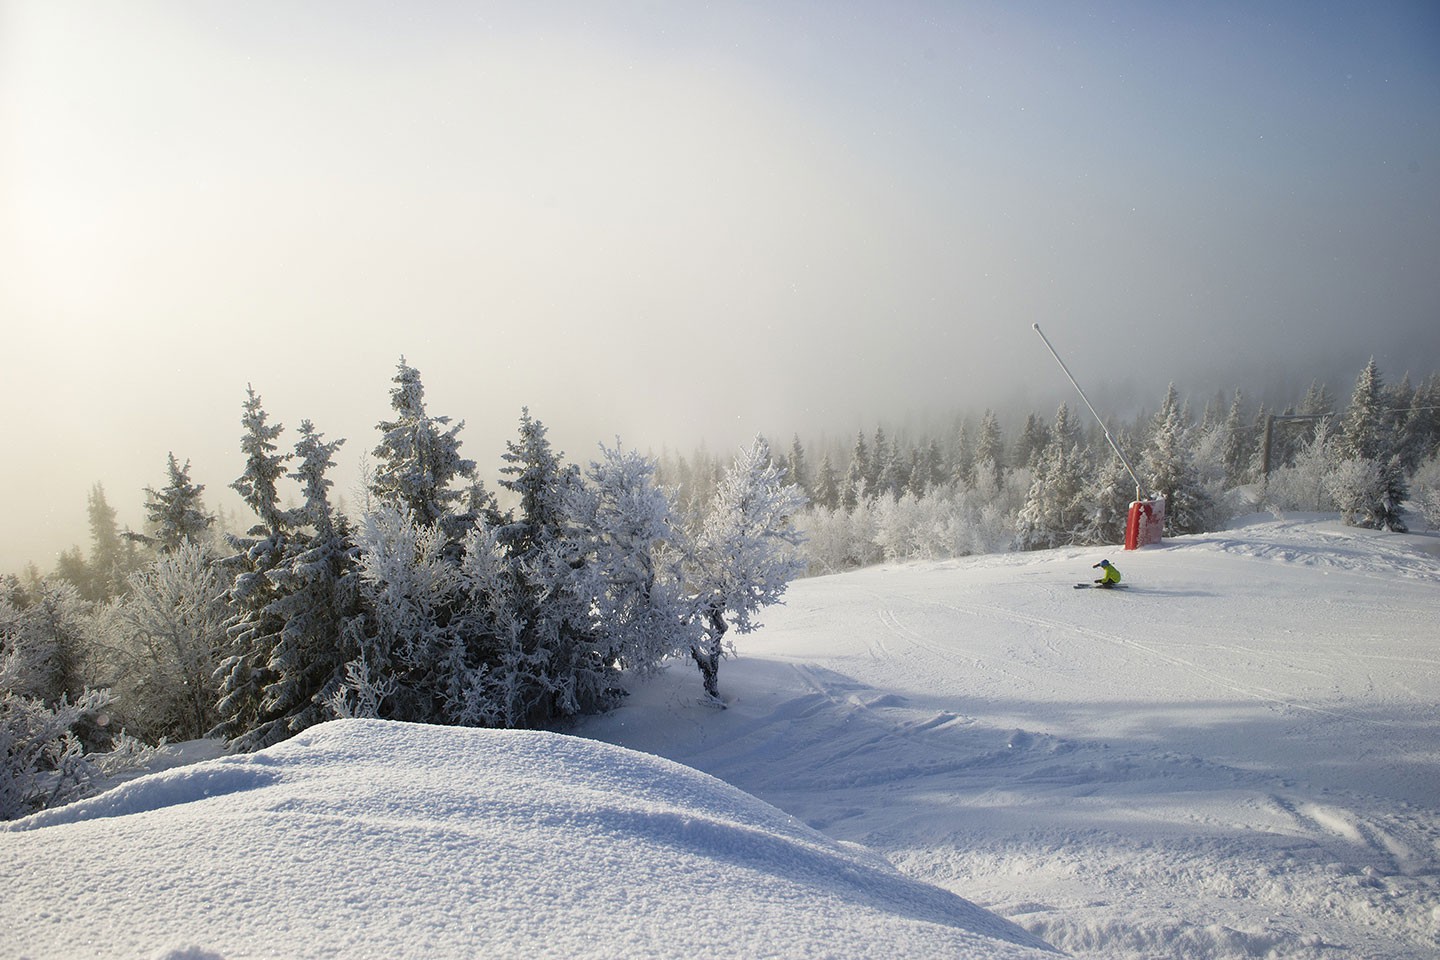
1,719 -> 1055,959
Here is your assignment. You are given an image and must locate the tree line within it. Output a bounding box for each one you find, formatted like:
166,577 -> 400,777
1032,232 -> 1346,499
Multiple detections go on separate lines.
658,360 -> 1440,573
1,359 -> 805,820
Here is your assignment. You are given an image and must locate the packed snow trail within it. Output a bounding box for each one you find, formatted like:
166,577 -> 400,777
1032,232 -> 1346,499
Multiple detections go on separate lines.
582,516 -> 1440,959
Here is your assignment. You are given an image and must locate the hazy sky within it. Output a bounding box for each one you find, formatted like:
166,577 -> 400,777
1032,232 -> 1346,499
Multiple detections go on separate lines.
3,0 -> 1438,573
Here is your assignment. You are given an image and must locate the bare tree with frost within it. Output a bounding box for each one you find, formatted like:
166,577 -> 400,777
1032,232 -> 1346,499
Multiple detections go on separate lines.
684,438 -> 807,702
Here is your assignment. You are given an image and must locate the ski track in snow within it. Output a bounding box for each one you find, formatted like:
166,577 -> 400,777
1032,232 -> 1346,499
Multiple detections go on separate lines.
583,517 -> 1440,959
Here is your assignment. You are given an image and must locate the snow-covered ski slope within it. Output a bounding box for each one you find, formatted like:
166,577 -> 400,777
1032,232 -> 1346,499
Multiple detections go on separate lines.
3,515 -> 1434,959
583,514 -> 1440,959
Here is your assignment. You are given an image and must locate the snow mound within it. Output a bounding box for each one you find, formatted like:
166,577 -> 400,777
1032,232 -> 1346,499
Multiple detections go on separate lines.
1,718 -> 1056,959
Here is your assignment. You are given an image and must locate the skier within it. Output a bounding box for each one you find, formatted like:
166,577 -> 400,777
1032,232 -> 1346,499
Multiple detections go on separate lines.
1092,558 -> 1121,588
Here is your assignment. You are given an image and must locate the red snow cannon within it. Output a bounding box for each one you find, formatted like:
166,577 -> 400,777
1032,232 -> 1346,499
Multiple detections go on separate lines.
1125,497 -> 1164,550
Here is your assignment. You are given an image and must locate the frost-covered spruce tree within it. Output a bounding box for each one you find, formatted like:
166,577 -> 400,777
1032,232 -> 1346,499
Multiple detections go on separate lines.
918,439 -> 946,495
137,454 -> 215,553
684,438 -> 807,702
371,357 -> 478,540
1328,360 -> 1411,532
234,422 -> 362,750
1015,423 -> 1087,550
976,410 -> 1005,489
81,484 -> 131,602
1220,390 -> 1253,487
1142,384 -> 1215,535
1014,413 -> 1050,470
812,453 -> 840,510
1338,358 -> 1390,463
1300,379 -> 1332,417
213,389 -> 294,744
842,432 -> 868,510
496,409 -> 612,722
868,427 -> 891,493
786,435 -> 809,496
950,420 -> 976,489
0,578 -> 94,715
1076,451 -> 1134,546
1389,374 -> 1432,472
1373,455 -> 1409,532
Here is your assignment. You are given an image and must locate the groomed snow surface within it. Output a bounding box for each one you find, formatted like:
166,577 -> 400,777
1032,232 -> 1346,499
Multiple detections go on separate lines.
4,514 -> 1438,958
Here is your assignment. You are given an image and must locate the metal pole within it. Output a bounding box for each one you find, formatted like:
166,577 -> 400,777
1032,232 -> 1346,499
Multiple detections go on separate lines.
1032,323 -> 1144,501
1261,415 -> 1274,478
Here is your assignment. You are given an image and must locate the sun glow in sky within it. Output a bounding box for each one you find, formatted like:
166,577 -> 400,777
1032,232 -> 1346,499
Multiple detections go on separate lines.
2,0 -> 1438,572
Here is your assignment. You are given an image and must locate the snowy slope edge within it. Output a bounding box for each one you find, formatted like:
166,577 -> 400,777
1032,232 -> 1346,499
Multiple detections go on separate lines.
0,719 -> 1058,959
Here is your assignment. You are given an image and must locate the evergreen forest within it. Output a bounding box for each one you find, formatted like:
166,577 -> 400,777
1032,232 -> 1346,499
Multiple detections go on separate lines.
3,356 -> 1438,821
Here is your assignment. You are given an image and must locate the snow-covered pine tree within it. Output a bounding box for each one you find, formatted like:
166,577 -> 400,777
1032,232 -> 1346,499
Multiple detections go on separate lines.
370,357 -> 478,540
1014,413 -> 1050,470
1373,454 -> 1409,532
812,453 -> 841,510
903,447 -> 924,497
497,409 -> 611,722
1220,390 -> 1252,487
137,454 -> 215,553
843,432 -> 868,510
0,579 -> 94,712
1388,373 -> 1430,471
213,389 -> 293,745
787,435 -> 810,496
976,410 -> 1005,489
232,386 -> 290,538
876,440 -> 906,501
52,547 -> 91,602
1076,451 -> 1134,546
1014,408 -> 1089,550
1418,373 -> 1440,458
235,422 -> 362,750
1300,379 -> 1332,417
950,420 -> 976,489
1338,358 -> 1390,463
1326,360 -> 1412,532
1142,384 -> 1215,536
920,439 -> 946,494
80,484 -> 129,601
868,427 -> 891,494
684,438 -> 807,701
